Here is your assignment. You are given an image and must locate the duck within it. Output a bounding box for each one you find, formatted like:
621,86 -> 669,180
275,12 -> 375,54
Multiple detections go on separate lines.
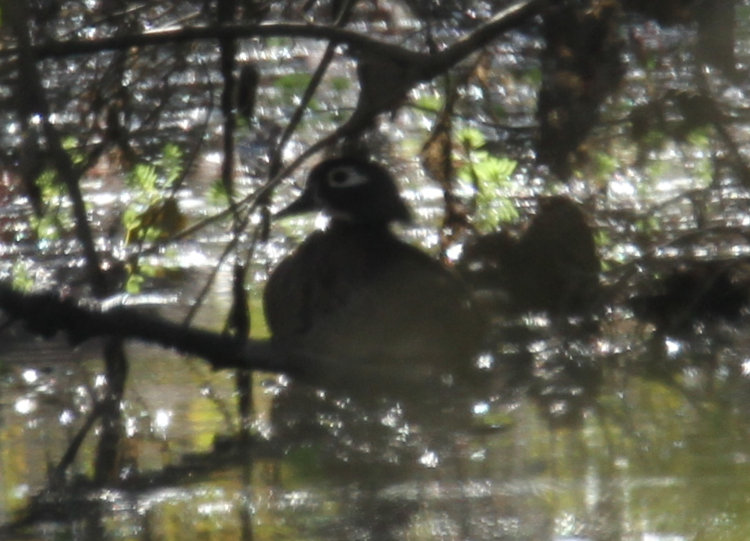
264,156 -> 482,386
460,195 -> 601,317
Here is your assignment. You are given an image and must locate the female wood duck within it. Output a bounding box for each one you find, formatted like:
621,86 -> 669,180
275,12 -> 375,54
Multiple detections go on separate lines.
264,157 -> 482,383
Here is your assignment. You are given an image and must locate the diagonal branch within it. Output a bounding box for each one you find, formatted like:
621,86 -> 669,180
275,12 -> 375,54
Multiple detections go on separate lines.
0,283 -> 279,370
7,0 -> 547,80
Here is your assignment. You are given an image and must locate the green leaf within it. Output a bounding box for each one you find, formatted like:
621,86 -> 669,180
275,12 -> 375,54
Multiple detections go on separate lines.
474,154 -> 517,186
208,178 -> 230,205
330,76 -> 350,92
593,152 -> 618,178
686,127 -> 711,148
595,231 -> 613,271
274,73 -> 313,92
457,127 -> 486,151
415,94 -> 443,113
693,157 -> 713,186
474,191 -> 519,231
457,150 -> 518,232
127,163 -> 159,192
525,66 -> 542,86
635,215 -> 659,235
125,273 -> 144,294
30,212 -> 63,240
458,151 -> 516,186
11,260 -> 34,292
157,143 -> 184,186
123,199 -> 185,245
62,136 -> 85,165
121,206 -> 142,230
36,169 -> 65,199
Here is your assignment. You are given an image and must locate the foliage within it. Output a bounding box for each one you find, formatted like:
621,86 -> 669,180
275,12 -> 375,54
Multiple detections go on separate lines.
121,144 -> 187,293
274,73 -> 314,101
415,93 -> 444,113
455,127 -> 518,232
10,260 -> 34,292
208,177 -> 230,205
122,144 -> 186,246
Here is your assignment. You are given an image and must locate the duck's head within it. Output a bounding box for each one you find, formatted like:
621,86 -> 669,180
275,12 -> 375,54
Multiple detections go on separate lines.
276,157 -> 411,224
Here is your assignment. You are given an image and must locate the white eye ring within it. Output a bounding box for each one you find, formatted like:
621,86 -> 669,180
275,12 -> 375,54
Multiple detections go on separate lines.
327,166 -> 368,188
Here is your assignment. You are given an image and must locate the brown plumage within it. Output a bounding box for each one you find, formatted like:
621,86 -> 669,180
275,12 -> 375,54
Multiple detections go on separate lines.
264,157 -> 482,380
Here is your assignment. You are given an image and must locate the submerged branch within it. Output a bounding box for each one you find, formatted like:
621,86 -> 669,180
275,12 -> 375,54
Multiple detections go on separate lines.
0,283 -> 434,395
0,283 -> 283,371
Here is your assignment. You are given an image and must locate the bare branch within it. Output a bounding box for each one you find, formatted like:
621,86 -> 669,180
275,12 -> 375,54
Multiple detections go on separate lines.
0,283 -> 439,395
427,0 -> 548,75
5,0 -> 547,80
0,283 -> 278,369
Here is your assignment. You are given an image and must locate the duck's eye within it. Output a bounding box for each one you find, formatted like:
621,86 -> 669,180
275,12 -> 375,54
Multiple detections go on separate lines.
327,166 -> 368,188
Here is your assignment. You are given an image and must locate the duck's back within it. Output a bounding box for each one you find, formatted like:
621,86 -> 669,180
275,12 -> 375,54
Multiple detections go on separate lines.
264,224 -> 481,370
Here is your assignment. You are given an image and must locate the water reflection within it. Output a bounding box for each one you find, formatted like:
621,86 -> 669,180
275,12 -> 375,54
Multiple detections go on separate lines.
4,188 -> 750,535
3,299 -> 750,540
